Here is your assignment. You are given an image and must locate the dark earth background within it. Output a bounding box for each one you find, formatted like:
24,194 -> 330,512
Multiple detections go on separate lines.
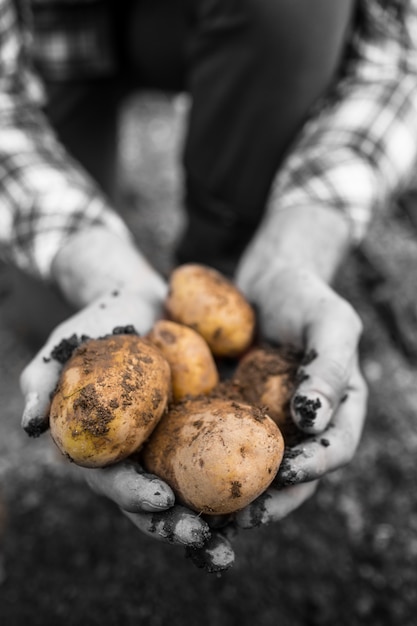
1,93 -> 417,625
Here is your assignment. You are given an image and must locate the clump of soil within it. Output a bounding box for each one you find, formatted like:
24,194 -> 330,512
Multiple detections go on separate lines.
45,326 -> 139,366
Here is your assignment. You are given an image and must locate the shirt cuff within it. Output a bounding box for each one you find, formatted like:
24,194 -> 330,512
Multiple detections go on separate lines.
4,191 -> 133,282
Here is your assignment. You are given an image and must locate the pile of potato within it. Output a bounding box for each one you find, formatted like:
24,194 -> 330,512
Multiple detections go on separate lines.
49,264 -> 300,516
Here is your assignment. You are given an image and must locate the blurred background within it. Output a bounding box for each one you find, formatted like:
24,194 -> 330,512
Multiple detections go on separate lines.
1,92 -> 417,625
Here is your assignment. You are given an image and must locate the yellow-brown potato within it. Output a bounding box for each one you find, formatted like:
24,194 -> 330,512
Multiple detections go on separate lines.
49,334 -> 171,468
146,320 -> 219,401
233,345 -> 301,436
165,264 -> 255,358
141,396 -> 284,515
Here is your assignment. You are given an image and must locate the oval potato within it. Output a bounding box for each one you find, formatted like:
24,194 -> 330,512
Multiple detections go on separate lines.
50,334 -> 171,468
165,264 -> 255,358
141,396 -> 284,515
147,319 -> 219,401
233,346 -> 301,436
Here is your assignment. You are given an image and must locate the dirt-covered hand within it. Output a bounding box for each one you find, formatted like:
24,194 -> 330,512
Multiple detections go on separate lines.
78,459 -> 234,570
77,458 -> 234,570
238,265 -> 368,497
232,353 -> 365,527
19,287 -> 235,572
20,288 -> 166,437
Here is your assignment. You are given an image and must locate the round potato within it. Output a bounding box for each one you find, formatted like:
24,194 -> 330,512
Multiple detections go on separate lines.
165,264 -> 255,358
233,346 -> 301,435
49,334 -> 171,468
146,319 -> 219,401
141,396 -> 284,515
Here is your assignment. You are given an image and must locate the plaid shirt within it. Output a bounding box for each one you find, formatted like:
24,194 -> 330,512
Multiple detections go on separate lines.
266,1 -> 417,244
0,0 -> 131,280
1,0 -> 417,281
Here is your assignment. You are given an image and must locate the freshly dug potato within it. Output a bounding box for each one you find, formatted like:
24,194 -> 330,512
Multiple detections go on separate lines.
233,345 -> 301,436
147,320 -> 219,401
141,396 -> 284,515
165,263 -> 255,358
49,334 -> 171,468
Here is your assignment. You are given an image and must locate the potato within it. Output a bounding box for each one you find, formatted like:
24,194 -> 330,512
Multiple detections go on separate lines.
146,320 -> 219,401
233,345 -> 301,437
49,334 -> 171,468
165,263 -> 255,358
141,396 -> 284,515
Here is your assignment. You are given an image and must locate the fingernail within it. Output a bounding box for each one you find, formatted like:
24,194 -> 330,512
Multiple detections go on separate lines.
141,481 -> 175,512
174,515 -> 211,547
292,391 -> 331,432
186,535 -> 235,574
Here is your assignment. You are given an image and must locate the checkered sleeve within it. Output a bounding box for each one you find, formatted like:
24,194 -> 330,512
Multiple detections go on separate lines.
265,0 -> 417,244
0,0 -> 132,281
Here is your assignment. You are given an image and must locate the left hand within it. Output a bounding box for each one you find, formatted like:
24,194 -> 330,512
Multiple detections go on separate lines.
233,264 -> 368,529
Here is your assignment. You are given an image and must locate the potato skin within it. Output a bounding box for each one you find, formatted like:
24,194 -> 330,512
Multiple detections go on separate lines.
147,320 -> 219,401
233,346 -> 302,442
141,397 -> 284,515
49,334 -> 171,468
165,264 -> 255,358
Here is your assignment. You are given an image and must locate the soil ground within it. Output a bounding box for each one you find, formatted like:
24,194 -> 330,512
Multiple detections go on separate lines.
1,93 -> 417,626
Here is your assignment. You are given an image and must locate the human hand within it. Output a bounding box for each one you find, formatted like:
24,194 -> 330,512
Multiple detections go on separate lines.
20,287 -> 167,437
19,287 -> 235,571
233,264 -> 367,528
78,457 -> 236,569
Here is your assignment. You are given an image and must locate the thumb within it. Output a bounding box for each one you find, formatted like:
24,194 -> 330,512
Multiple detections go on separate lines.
291,296 -> 363,434
20,341 -> 64,437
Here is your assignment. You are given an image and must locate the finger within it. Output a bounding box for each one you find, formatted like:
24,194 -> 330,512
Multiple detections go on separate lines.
19,292 -> 157,438
235,480 -> 319,528
123,505 -> 211,548
279,362 -> 368,486
292,295 -> 363,434
79,460 -> 175,513
20,345 -> 63,437
185,533 -> 236,573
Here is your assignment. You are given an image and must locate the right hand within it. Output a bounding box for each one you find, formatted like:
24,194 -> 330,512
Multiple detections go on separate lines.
19,287 -> 235,572
20,287 -> 165,437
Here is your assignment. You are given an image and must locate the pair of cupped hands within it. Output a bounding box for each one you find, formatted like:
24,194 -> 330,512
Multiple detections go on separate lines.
19,262 -> 367,573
